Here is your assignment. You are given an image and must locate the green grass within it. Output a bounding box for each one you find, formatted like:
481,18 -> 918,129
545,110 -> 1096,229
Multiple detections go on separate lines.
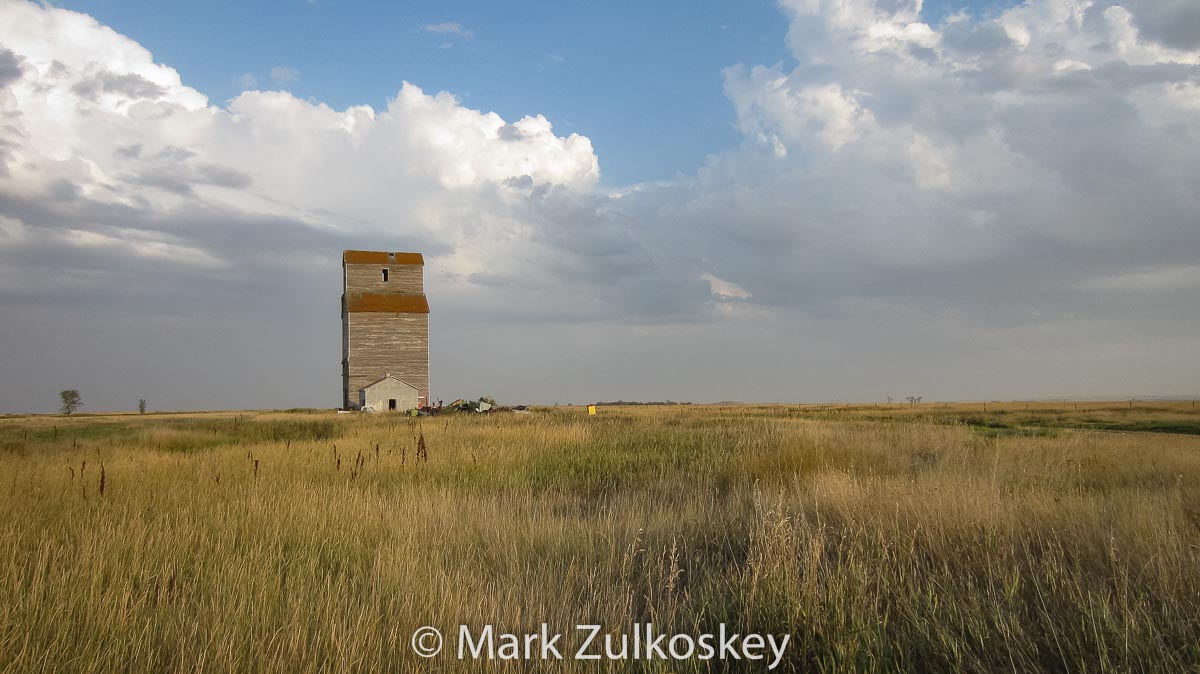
1,404 -> 1198,672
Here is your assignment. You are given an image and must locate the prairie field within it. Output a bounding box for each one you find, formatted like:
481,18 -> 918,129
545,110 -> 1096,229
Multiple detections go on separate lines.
1,402 -> 1199,673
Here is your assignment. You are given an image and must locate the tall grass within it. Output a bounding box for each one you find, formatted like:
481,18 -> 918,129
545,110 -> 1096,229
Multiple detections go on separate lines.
0,404 -> 1198,672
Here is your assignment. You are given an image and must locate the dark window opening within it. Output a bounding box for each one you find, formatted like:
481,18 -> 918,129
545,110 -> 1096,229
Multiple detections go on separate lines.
388,399 -> 397,410
381,268 -> 389,282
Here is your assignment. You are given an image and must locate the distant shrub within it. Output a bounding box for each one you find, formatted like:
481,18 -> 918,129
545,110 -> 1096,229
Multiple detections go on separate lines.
60,390 -> 82,415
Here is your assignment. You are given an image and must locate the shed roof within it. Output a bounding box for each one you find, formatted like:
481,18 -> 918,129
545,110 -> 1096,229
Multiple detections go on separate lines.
359,374 -> 419,392
345,292 -> 429,314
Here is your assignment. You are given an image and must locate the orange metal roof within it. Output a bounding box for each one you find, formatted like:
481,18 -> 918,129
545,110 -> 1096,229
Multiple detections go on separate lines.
342,250 -> 424,265
346,292 -> 429,313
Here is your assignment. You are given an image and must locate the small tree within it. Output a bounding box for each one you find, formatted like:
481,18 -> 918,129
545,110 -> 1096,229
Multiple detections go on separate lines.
138,398 -> 147,414
60,390 -> 82,415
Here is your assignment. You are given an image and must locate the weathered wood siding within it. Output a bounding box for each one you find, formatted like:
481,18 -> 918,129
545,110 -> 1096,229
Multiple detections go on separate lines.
345,263 -> 422,294
346,313 -> 429,405
341,294 -> 350,408
342,252 -> 429,408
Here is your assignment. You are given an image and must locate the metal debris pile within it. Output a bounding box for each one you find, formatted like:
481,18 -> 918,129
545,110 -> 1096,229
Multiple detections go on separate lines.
414,398 -> 530,416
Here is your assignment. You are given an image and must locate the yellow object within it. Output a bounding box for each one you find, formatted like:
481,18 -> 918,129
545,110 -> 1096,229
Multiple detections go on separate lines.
587,405 -> 597,415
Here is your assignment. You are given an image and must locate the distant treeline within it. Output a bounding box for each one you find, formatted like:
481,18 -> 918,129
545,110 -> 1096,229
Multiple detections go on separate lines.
595,401 -> 693,406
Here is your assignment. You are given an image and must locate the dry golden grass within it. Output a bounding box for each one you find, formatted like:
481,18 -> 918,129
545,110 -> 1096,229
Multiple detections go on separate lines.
1,403 -> 1198,673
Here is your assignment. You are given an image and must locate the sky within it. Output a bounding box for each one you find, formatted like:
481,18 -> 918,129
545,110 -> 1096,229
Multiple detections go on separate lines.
0,0 -> 1198,412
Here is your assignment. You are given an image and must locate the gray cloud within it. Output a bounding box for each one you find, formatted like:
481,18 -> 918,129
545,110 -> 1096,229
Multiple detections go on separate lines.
196,164 -> 252,189
70,71 -> 166,101
940,18 -> 1014,55
114,143 -> 142,159
0,47 -> 22,87
496,124 -> 527,141
1121,0 -> 1200,50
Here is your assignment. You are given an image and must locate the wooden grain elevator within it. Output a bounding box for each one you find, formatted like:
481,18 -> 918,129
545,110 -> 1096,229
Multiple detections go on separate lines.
341,250 -> 429,410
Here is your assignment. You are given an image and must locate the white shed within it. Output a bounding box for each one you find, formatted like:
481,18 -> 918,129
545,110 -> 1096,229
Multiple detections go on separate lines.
358,375 -> 420,412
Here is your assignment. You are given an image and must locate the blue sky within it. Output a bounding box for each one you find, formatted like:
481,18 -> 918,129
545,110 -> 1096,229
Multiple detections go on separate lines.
57,0 -> 789,185
56,0 -> 1015,186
